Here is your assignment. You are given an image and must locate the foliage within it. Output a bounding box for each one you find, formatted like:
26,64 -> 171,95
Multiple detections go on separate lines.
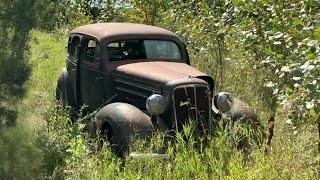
124,0 -> 170,25
228,0 -> 320,125
0,0 -> 36,84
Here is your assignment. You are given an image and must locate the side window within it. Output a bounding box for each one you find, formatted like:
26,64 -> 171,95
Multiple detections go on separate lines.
107,42 -> 122,61
107,40 -> 145,61
80,38 -> 100,64
68,36 -> 80,60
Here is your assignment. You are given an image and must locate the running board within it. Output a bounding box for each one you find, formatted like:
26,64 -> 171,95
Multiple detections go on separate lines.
129,152 -> 169,160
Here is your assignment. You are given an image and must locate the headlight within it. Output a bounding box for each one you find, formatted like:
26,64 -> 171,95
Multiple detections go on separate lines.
146,94 -> 168,115
214,92 -> 234,113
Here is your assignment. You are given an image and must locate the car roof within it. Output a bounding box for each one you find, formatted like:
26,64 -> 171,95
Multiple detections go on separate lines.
70,23 -> 180,42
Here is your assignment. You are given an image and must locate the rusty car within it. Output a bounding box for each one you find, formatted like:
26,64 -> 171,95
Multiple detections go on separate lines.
56,23 -> 262,156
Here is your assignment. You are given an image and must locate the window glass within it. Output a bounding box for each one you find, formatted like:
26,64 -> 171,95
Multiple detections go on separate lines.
69,36 -> 80,59
85,40 -> 96,62
67,36 -> 72,52
80,38 -> 100,64
93,43 -> 100,63
107,40 -> 181,61
144,40 -> 181,60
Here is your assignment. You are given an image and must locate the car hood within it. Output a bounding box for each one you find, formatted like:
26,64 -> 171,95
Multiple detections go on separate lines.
113,61 -> 207,85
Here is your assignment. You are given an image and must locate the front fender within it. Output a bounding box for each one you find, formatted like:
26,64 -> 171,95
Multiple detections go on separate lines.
223,98 -> 261,128
92,102 -> 154,155
94,103 -> 153,137
222,98 -> 266,148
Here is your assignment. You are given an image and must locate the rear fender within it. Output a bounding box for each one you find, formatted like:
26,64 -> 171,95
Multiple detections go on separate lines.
56,68 -> 76,107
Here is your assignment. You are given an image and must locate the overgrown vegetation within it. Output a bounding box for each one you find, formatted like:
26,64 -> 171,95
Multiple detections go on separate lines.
0,0 -> 319,179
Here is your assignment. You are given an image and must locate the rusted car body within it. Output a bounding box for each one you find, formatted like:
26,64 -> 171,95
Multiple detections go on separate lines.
56,23 -> 260,155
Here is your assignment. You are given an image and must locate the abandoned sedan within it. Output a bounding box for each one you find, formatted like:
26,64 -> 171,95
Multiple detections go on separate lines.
56,23 -> 260,155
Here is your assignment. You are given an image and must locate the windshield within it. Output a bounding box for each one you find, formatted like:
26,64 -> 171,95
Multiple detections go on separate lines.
107,40 -> 181,61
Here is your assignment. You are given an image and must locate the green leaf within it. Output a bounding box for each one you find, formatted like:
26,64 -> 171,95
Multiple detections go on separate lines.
266,47 -> 273,56
316,24 -> 320,39
310,108 -> 319,119
306,53 -> 316,60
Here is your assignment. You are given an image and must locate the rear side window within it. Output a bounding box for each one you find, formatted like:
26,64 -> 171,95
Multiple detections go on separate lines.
68,36 -> 80,60
80,38 -> 100,64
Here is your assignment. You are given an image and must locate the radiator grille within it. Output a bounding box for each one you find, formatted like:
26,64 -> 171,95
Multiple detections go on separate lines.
172,85 -> 211,134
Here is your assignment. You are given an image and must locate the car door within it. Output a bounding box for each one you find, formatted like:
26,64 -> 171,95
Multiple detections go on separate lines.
66,35 -> 81,107
78,36 -> 105,111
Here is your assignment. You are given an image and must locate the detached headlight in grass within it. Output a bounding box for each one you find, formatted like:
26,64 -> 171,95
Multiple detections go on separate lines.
146,94 -> 168,115
214,92 -> 234,113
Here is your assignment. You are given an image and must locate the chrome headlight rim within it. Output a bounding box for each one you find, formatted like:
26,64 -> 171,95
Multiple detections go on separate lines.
213,92 -> 234,113
146,94 -> 168,116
